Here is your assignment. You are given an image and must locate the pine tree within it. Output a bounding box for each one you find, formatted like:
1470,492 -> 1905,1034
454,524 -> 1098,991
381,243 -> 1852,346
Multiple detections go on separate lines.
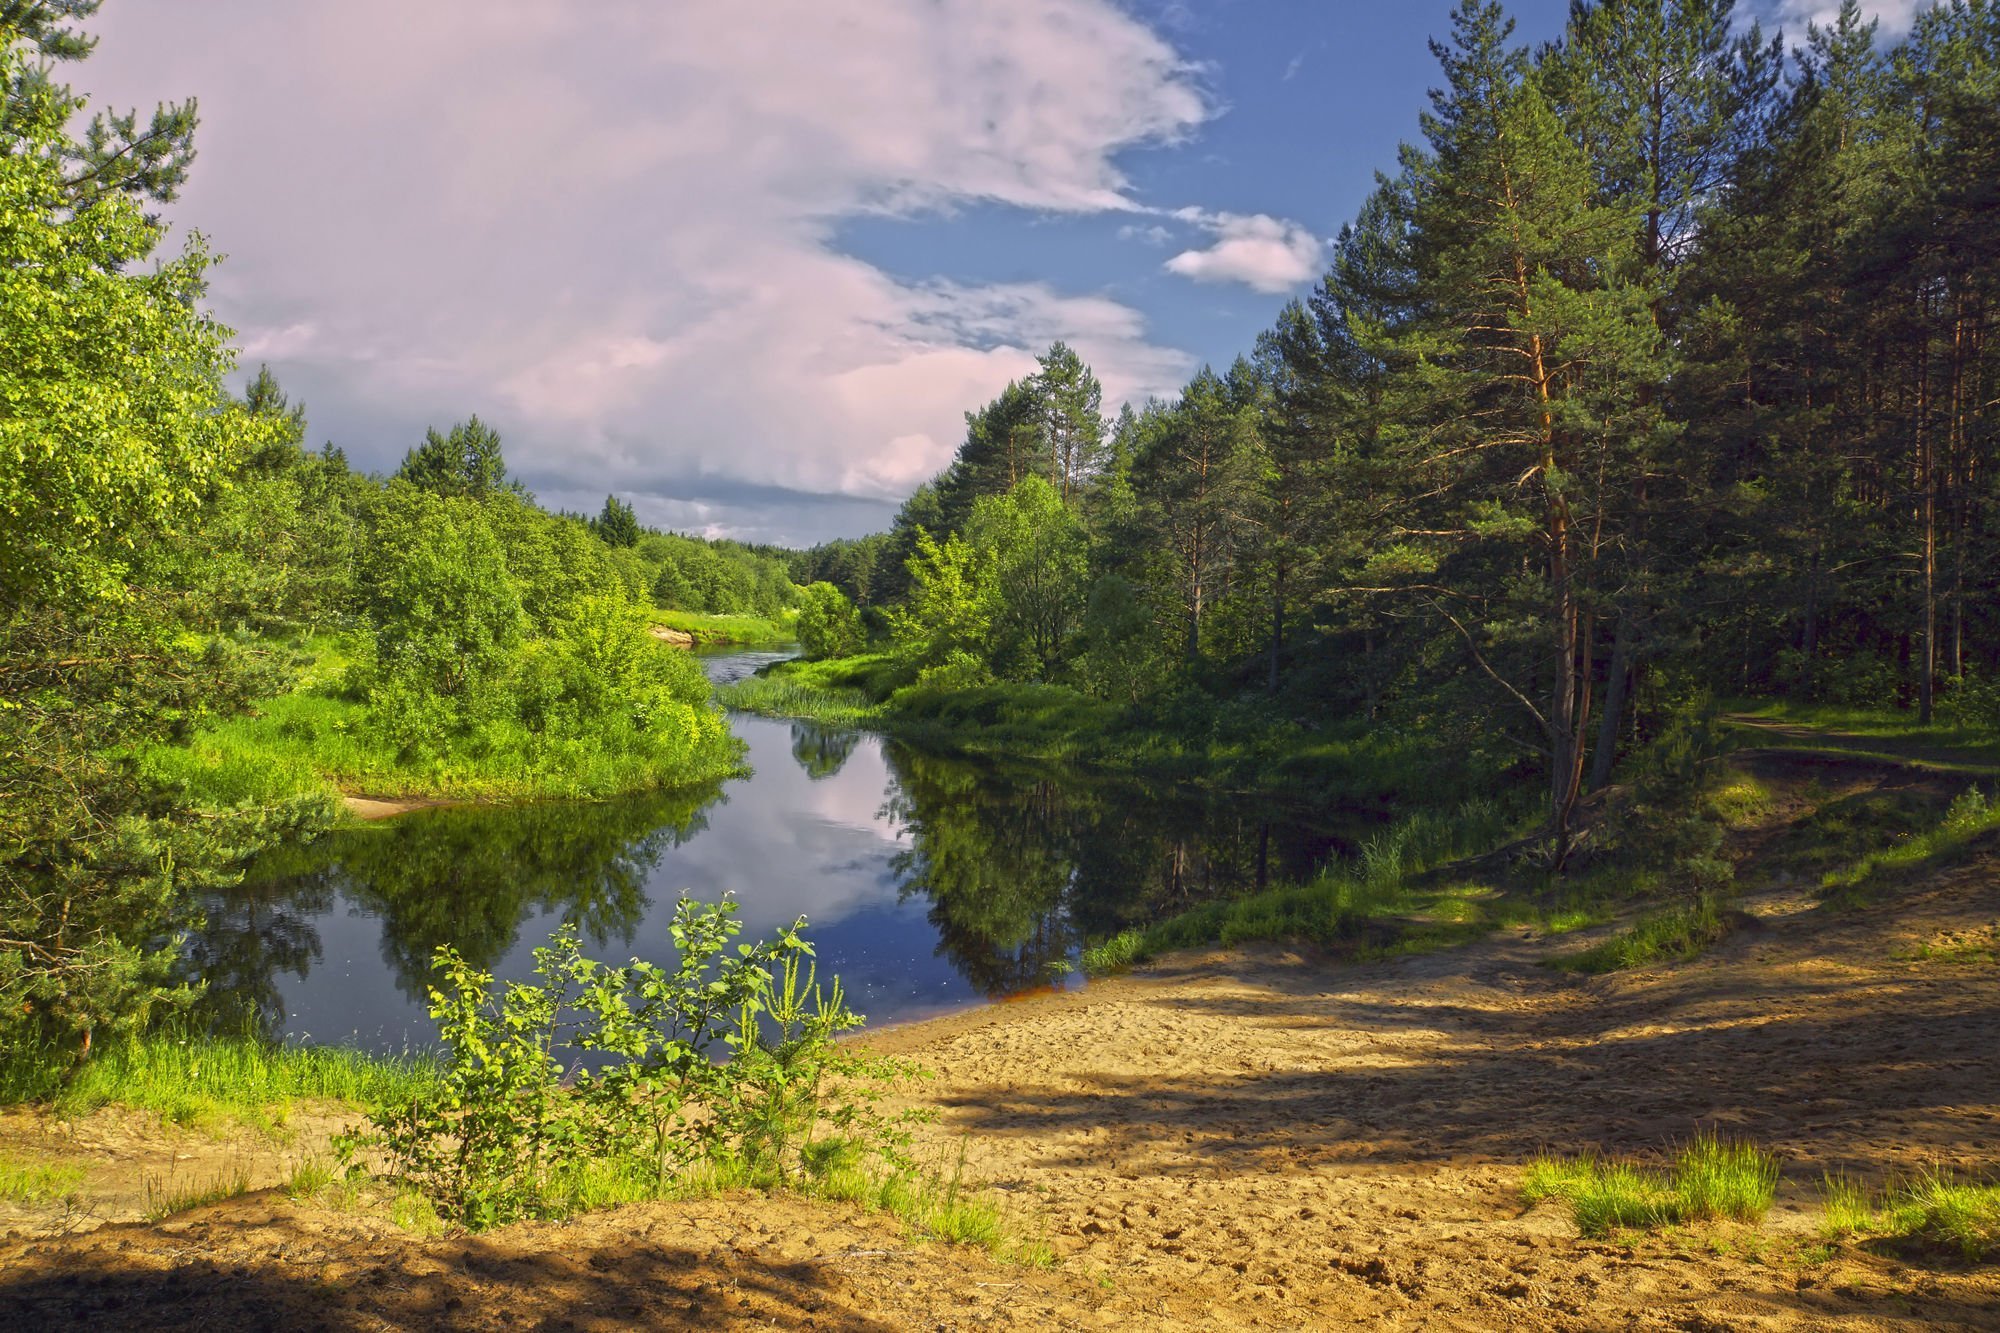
397,416 -> 509,500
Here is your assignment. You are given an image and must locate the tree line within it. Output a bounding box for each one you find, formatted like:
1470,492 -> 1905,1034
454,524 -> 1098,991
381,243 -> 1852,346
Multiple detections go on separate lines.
797,0 -> 2000,861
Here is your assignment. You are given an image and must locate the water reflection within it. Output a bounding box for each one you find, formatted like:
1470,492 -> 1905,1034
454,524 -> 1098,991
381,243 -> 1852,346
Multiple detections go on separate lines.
195,656 -> 1345,1050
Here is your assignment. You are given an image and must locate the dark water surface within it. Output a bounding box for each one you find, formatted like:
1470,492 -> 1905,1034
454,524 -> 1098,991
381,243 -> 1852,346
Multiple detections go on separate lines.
195,651 -> 1348,1052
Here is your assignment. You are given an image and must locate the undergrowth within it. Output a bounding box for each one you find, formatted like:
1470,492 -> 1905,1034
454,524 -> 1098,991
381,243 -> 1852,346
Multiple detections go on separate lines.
0,1029 -> 440,1130
1820,785 -> 1998,907
1080,799 -> 1520,970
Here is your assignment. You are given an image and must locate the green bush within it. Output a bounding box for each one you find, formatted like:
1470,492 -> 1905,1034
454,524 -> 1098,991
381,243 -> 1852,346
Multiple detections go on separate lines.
366,898 -> 922,1230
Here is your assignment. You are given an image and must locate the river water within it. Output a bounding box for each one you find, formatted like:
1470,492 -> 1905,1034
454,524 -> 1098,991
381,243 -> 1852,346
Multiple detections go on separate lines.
192,650 -> 1348,1051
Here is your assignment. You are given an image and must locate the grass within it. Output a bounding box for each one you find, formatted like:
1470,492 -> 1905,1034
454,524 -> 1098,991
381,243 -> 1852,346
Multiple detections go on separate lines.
1549,895 -> 1729,975
138,685 -> 746,807
1723,699 -> 2000,776
1818,1169 -> 2000,1262
0,1152 -> 86,1204
1819,785 -> 1998,907
143,1162 -> 254,1221
648,608 -> 796,648
0,1031 -> 441,1130
1524,1133 -> 1781,1237
720,674 -> 886,726
1080,799 -> 1525,970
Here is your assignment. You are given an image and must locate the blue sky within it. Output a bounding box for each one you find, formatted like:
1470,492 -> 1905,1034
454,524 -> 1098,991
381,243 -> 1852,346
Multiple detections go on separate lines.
81,0 -> 1924,545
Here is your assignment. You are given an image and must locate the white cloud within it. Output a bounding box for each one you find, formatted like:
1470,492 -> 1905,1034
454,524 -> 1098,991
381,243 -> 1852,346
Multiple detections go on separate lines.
1163,210 -> 1324,294
1769,0 -> 1938,35
80,0 -> 1211,541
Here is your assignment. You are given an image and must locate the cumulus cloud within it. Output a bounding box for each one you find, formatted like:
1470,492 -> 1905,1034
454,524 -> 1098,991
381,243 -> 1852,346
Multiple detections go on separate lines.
1162,210 -> 1324,294
79,0 -> 1211,543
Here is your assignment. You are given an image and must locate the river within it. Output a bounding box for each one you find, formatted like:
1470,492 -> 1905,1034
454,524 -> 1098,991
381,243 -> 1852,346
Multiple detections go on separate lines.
190,649 -> 1348,1051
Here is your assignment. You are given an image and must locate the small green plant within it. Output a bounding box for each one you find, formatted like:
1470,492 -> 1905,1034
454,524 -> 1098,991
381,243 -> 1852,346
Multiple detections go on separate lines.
0,1152 -> 86,1205
1818,1172 -> 1877,1240
143,1164 -> 253,1221
366,896 -> 924,1230
1524,1133 -> 1780,1237
1820,1169 -> 2000,1261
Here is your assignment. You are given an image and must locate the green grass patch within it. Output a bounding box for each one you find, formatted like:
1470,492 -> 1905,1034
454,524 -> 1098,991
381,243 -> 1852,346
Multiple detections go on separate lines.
648,608 -> 796,647
1525,1133 -> 1781,1237
1709,774 -> 1778,828
0,1152 -> 86,1204
720,674 -> 886,726
0,1031 -> 441,1130
143,1163 -> 254,1220
1080,799 -> 1522,969
1820,786 -> 1998,907
1549,895 -> 1729,974
139,684 -> 744,806
1818,1169 -> 2000,1262
1722,700 -> 2000,776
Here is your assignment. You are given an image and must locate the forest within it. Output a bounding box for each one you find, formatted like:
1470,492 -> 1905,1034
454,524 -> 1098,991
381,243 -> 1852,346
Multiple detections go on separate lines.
783,0 -> 1999,867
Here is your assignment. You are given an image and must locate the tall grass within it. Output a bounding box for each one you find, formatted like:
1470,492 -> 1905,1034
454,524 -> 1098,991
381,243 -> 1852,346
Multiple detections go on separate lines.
1818,1169 -> 2000,1261
1524,1132 -> 1780,1237
1549,895 -> 1728,975
0,1031 -> 440,1128
720,675 -> 885,726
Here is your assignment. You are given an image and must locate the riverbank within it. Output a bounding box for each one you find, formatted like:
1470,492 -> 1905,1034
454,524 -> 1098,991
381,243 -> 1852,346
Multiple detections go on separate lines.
136,621 -> 765,812
721,654 -> 1467,807
3,779 -> 1995,1327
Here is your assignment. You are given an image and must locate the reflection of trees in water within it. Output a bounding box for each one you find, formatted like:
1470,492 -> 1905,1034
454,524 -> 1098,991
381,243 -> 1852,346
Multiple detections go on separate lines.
790,721 -> 860,781
187,784 -> 724,1038
183,876 -> 335,1037
882,743 -> 1342,997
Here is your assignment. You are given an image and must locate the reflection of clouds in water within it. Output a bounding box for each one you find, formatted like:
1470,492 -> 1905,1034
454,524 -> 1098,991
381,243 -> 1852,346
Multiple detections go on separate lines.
639,715 -> 906,940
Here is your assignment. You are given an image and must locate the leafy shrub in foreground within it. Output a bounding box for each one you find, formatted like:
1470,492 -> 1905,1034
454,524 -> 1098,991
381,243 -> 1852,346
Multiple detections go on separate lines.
365,897 -> 921,1229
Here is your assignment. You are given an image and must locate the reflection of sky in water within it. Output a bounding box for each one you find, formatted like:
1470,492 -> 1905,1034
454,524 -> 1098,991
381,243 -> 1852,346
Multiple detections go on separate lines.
262,703 -> 976,1052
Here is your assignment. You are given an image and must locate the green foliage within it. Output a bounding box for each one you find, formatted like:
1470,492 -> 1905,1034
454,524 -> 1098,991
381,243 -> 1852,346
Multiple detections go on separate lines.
368,899 -> 922,1230
395,416 -> 508,500
0,41 -> 257,605
795,581 -> 863,659
1524,1133 -> 1780,1237
1549,897 -> 1728,975
592,494 -> 641,548
355,484 -> 525,752
1818,1169 -> 2000,1262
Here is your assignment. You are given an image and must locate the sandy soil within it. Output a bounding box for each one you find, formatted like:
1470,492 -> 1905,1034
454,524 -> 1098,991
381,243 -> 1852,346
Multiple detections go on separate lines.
341,795 -> 463,820
4,764 -> 1997,1330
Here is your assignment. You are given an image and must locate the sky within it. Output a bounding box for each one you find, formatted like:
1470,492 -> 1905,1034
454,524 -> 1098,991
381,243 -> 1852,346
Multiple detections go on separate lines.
77,0 -> 1936,546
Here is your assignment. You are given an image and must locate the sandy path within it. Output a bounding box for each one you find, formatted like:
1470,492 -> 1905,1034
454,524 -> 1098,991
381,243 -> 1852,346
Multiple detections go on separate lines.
4,833 -> 1997,1328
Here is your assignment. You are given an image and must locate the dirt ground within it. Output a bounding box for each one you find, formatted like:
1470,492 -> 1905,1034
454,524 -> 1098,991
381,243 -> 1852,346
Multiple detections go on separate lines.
3,759 -> 1997,1330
